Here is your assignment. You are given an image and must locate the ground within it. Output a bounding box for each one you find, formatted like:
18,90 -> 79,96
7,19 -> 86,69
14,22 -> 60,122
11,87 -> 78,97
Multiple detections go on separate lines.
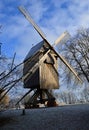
0,104 -> 89,130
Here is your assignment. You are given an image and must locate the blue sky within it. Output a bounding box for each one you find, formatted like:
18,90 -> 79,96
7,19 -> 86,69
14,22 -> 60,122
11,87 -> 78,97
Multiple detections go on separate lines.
1,0 -> 89,63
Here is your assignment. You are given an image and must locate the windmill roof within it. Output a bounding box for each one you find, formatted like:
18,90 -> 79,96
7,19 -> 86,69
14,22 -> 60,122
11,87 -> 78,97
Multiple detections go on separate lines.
24,40 -> 44,61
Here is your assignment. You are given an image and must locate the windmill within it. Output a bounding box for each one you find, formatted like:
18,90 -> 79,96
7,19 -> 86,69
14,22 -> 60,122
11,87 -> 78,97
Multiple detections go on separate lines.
17,6 -> 82,108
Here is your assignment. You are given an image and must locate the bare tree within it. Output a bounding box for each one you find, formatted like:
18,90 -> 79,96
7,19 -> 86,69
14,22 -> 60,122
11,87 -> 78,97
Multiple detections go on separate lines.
59,28 -> 89,85
0,42 -> 24,106
80,87 -> 89,102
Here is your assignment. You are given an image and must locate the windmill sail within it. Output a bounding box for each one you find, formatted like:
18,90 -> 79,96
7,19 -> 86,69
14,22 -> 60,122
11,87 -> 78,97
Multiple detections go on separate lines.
53,31 -> 71,47
18,6 -> 46,40
57,53 -> 82,82
19,6 -> 82,82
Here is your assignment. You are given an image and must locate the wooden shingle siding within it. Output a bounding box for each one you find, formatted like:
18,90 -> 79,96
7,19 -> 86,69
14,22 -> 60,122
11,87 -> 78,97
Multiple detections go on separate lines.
24,68 -> 40,88
40,63 -> 59,89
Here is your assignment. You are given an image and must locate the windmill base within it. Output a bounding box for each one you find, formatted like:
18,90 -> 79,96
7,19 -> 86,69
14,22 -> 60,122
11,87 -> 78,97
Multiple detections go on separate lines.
24,89 -> 58,108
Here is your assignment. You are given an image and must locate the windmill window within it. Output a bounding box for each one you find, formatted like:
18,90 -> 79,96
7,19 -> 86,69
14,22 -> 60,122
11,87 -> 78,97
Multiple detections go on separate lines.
44,58 -> 55,65
54,55 -> 58,60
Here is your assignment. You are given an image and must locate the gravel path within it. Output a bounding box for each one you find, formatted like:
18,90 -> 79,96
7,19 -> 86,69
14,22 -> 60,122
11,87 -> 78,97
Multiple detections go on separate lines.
0,104 -> 89,130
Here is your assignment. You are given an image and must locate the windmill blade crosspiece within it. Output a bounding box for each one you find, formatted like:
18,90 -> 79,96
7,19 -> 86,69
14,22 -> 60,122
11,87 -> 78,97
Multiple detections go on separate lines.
18,6 -> 46,40
57,54 -> 82,82
53,31 -> 71,47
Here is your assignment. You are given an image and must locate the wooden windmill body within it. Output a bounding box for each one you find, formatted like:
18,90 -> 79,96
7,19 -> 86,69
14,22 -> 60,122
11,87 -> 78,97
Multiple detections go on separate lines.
23,40 -> 59,90
17,6 -> 81,108
23,40 -> 59,107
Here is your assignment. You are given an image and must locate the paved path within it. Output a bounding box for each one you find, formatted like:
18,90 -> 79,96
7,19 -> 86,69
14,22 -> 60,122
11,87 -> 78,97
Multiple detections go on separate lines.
0,104 -> 89,130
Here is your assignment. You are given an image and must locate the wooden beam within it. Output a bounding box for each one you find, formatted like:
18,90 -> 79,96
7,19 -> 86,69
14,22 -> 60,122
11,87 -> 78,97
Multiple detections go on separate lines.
16,89 -> 34,105
23,50 -> 51,81
18,6 -> 46,40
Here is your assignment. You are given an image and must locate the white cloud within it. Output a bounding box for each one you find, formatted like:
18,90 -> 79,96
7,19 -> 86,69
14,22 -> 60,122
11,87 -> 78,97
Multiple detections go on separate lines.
27,1 -> 48,21
1,0 -> 89,62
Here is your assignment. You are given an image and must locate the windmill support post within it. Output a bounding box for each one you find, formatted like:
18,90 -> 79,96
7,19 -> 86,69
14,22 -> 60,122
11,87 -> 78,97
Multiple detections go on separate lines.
24,89 -> 57,108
